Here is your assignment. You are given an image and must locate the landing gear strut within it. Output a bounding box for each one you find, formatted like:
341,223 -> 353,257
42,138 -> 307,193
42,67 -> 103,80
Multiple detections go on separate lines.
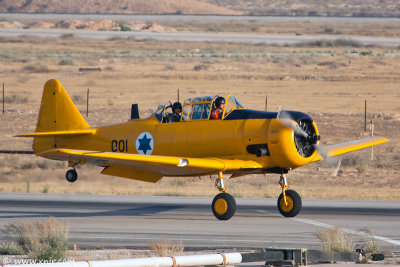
277,173 -> 302,217
211,172 -> 236,220
66,168 -> 78,183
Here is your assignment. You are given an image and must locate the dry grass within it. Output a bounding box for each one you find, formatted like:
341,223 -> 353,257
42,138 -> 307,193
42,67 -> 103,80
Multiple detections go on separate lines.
149,240 -> 184,257
0,217 -> 69,261
359,228 -> 381,254
315,227 -> 355,253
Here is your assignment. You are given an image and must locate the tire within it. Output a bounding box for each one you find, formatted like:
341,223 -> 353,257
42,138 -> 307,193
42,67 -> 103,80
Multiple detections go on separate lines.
66,169 -> 78,183
211,193 -> 236,220
277,189 -> 302,217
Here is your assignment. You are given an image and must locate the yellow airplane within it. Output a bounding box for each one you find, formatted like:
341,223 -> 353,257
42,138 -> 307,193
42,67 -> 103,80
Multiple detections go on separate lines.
18,79 -> 387,220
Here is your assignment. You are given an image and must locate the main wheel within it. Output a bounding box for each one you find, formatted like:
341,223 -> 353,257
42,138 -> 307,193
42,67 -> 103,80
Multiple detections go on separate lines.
277,189 -> 302,217
66,169 -> 78,183
212,193 -> 236,220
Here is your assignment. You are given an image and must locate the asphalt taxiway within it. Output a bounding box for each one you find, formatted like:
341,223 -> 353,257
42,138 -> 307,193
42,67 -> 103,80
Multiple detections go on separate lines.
0,193 -> 399,250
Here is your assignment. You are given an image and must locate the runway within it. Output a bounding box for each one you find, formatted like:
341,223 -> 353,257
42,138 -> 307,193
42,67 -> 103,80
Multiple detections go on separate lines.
0,193 -> 399,250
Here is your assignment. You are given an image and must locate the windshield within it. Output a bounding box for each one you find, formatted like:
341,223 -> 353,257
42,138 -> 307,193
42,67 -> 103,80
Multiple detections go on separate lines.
153,101 -> 171,122
227,95 -> 244,109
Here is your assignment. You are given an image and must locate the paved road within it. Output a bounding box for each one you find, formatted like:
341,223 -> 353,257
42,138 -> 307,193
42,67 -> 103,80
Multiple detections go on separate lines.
1,28 -> 400,47
0,193 -> 399,250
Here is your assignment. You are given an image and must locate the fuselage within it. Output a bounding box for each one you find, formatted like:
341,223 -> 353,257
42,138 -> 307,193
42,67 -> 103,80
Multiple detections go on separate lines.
37,109 -> 321,175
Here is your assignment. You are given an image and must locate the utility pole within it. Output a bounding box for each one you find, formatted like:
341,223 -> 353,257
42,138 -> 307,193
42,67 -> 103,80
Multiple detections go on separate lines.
265,96 -> 268,111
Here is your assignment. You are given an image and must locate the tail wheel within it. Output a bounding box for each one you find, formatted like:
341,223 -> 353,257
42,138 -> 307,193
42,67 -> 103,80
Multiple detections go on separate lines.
212,193 -> 236,220
66,169 -> 78,183
277,189 -> 302,217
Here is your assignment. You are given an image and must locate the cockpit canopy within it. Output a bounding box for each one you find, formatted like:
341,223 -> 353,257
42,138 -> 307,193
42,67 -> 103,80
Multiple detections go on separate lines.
152,95 -> 244,122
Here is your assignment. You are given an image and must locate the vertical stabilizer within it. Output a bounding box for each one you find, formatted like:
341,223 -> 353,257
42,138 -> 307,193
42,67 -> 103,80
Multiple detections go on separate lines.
33,79 -> 90,152
36,79 -> 90,132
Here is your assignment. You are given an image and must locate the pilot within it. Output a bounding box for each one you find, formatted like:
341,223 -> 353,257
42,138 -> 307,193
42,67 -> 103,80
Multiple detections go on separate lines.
210,97 -> 225,120
166,102 -> 182,122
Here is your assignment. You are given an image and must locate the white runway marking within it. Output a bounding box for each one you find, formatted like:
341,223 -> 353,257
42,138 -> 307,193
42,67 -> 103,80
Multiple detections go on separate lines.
255,210 -> 400,246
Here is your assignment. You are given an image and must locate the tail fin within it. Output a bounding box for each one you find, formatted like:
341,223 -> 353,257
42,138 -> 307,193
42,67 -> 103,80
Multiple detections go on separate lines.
36,79 -> 90,132
32,79 -> 91,153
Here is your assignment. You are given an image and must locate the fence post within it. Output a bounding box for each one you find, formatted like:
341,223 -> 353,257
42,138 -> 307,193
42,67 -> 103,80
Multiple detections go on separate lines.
265,96 -> 268,111
2,83 -> 4,114
364,100 -> 367,132
86,88 -> 89,117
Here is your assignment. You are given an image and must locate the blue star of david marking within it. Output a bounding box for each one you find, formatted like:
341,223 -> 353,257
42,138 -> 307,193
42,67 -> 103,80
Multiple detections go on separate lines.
137,134 -> 152,154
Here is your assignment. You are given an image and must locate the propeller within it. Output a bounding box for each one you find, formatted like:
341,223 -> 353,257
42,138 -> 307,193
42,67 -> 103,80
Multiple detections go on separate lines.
276,106 -> 320,158
276,106 -> 344,174
277,106 -> 310,139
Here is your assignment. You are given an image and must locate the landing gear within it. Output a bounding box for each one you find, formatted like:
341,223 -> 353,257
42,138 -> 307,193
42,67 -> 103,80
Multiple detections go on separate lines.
66,169 -> 78,183
277,173 -> 302,217
212,193 -> 236,220
212,172 -> 236,220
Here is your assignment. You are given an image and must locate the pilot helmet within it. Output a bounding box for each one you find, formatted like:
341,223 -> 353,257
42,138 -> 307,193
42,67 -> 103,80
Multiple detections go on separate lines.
172,102 -> 182,112
214,96 -> 225,108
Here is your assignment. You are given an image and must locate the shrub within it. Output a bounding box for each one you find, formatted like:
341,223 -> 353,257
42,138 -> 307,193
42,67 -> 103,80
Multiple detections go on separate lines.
18,159 -> 36,170
163,64 -> 176,71
42,184 -> 50,193
193,64 -> 209,71
59,34 -> 75,40
119,23 -> 131,32
0,242 -> 24,255
36,160 -> 49,170
360,228 -> 380,254
150,240 -> 184,257
299,38 -> 363,48
4,94 -> 28,104
22,64 -> 51,73
341,151 -> 369,173
1,217 -> 69,261
360,51 -> 373,56
315,227 -> 354,252
72,94 -> 85,105
58,58 -> 74,66
26,180 -> 30,193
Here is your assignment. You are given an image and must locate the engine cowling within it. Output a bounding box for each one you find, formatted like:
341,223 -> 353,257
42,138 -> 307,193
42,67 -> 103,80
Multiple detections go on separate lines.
268,112 -> 320,169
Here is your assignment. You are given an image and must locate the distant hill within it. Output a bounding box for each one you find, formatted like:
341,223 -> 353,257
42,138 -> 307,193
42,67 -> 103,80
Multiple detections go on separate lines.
0,0 -> 241,15
203,0 -> 400,17
1,0 -> 398,17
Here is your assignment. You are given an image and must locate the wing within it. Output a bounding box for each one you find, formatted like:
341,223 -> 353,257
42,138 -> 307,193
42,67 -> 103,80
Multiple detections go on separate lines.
39,149 -> 262,183
313,136 -> 387,160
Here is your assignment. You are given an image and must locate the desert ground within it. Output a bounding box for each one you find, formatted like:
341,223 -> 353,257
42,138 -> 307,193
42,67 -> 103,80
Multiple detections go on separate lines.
0,18 -> 399,200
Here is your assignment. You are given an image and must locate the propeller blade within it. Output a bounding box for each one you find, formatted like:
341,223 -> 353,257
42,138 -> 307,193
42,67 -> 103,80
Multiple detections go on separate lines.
277,109 -> 309,138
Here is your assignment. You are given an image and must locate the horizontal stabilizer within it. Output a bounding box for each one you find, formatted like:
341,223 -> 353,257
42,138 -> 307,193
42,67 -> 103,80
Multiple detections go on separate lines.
16,129 -> 95,138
